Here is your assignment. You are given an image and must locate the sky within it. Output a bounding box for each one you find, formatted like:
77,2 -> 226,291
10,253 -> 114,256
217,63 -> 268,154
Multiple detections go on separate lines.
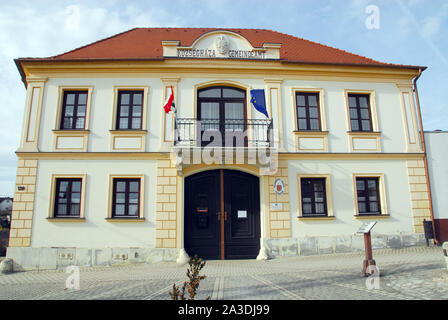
0,0 -> 447,196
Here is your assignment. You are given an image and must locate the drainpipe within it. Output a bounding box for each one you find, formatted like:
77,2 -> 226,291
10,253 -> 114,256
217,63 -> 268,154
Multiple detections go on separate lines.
413,68 -> 440,245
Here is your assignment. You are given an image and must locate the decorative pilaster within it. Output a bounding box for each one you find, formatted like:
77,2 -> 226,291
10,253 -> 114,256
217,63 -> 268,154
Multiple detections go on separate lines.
17,77 -> 47,152
267,160 -> 291,238
155,159 -> 178,248
264,79 -> 284,152
8,159 -> 38,247
407,160 -> 432,233
160,77 -> 180,151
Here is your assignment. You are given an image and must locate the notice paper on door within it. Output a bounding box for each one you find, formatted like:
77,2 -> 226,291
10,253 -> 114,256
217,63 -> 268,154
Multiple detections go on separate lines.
237,210 -> 247,218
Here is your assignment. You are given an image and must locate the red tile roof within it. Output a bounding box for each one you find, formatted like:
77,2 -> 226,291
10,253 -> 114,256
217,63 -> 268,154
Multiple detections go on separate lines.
17,28 -> 424,70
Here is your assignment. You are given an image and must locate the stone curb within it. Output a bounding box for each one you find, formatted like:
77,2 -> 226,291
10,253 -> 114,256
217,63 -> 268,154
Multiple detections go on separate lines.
0,258 -> 13,274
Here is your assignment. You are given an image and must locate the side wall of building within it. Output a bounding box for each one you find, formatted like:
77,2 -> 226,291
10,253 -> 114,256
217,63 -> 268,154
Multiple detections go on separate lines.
425,131 -> 448,242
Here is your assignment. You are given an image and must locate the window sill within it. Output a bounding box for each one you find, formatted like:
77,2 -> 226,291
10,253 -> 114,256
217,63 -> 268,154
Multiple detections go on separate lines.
293,130 -> 328,136
347,131 -> 381,136
105,218 -> 146,222
53,129 -> 90,133
52,129 -> 90,136
46,217 -> 85,222
354,214 -> 389,219
109,130 -> 147,134
297,216 -> 335,221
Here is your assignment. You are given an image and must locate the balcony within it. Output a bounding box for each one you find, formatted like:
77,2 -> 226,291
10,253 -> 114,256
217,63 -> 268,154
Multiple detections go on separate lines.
174,118 -> 273,148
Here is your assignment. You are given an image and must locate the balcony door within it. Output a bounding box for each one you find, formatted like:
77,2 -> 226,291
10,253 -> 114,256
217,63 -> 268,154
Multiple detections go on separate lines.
197,86 -> 247,147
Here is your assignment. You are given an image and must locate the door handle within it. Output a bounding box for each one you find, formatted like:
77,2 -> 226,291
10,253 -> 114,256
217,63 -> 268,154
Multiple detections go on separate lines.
217,212 -> 221,221
224,211 -> 228,221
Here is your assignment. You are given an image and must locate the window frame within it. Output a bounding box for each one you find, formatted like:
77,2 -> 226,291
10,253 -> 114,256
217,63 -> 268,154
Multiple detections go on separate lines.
355,177 -> 381,215
60,91 -> 88,130
292,88 -> 327,132
347,93 -> 373,132
295,92 -> 322,131
352,173 -> 388,217
296,174 -> 334,219
111,86 -> 149,131
53,178 -> 83,217
116,90 -> 144,130
55,87 -> 93,131
300,177 -> 328,217
107,174 -> 145,220
344,89 -> 379,133
48,174 -> 87,220
197,86 -> 248,147
111,178 -> 141,218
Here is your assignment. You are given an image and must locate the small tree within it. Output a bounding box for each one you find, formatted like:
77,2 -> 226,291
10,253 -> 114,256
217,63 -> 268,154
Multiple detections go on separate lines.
170,255 -> 210,300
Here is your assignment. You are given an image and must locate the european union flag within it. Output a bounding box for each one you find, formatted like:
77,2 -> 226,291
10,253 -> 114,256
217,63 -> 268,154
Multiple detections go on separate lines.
250,89 -> 269,118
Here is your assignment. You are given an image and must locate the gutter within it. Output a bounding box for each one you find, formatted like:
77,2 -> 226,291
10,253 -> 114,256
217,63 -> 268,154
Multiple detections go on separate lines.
413,68 -> 439,245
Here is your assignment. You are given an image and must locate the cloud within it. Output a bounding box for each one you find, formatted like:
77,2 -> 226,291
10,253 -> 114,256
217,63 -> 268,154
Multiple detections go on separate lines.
0,2 -> 177,196
421,15 -> 442,38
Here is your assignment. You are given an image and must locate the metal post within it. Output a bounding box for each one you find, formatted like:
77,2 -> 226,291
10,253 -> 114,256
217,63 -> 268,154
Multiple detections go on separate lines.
362,231 -> 376,276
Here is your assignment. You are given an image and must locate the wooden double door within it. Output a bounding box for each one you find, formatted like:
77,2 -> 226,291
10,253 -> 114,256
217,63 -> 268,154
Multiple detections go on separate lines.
184,170 -> 260,260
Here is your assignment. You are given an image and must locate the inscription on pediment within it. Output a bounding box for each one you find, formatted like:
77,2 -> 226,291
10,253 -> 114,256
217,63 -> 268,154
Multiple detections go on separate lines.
162,31 -> 281,60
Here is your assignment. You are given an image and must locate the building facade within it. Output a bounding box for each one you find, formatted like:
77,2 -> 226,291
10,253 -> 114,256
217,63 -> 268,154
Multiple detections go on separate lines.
7,28 -> 434,269
425,131 -> 448,243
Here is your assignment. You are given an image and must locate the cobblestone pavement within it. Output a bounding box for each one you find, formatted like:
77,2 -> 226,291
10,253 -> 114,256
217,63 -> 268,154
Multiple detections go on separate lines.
0,247 -> 447,300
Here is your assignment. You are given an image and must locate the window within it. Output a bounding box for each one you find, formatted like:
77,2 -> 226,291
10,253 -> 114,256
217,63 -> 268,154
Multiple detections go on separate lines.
116,91 -> 143,130
300,178 -> 327,216
355,177 -> 381,215
54,178 -> 82,217
112,178 -> 141,217
296,92 -> 321,131
61,91 -> 88,129
348,94 -> 372,132
197,86 -> 247,147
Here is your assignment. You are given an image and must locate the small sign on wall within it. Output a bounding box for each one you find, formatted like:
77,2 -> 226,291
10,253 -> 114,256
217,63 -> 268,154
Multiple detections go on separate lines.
270,203 -> 283,211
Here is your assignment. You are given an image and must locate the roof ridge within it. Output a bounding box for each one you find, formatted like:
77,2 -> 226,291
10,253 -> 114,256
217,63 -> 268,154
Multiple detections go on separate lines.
49,27 -> 140,59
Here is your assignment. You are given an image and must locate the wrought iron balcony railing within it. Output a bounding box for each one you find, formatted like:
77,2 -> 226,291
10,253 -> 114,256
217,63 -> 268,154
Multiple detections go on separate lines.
174,118 -> 273,148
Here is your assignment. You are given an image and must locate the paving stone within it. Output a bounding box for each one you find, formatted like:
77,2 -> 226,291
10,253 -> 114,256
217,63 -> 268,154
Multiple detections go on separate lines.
0,247 -> 446,300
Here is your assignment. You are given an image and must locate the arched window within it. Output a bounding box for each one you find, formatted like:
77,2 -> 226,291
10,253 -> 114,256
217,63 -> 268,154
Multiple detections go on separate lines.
197,86 -> 247,147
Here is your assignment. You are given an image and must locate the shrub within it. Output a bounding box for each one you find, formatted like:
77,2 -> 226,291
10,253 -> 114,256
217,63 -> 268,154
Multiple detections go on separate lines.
170,254 -> 210,300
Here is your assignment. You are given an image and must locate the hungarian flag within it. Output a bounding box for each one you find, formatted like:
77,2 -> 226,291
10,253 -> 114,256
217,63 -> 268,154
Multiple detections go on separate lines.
163,86 -> 176,114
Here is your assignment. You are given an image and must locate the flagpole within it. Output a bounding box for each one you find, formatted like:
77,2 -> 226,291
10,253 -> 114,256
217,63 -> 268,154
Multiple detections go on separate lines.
172,86 -> 177,144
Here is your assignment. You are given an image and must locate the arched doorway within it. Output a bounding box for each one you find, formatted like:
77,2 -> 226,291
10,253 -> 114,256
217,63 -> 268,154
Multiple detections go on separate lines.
184,169 -> 260,260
